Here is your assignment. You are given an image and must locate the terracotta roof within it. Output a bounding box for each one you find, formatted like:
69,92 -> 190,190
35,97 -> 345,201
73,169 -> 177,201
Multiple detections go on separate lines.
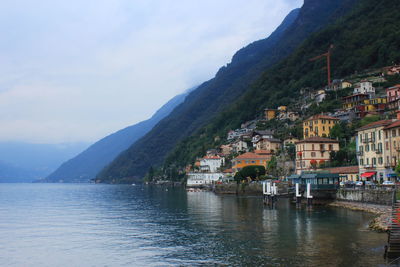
254,150 -> 273,154
384,120 -> 400,130
324,166 -> 359,174
305,114 -> 340,121
356,119 -> 393,131
234,152 -> 272,160
295,137 -> 339,144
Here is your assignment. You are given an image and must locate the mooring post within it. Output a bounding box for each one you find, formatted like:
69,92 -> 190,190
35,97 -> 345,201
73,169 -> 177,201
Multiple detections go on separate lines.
295,183 -> 301,205
306,183 -> 313,206
262,181 -> 267,205
266,181 -> 272,206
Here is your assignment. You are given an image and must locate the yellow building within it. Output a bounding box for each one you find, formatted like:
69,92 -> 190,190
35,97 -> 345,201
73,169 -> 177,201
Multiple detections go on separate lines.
295,137 -> 340,174
232,150 -> 273,172
264,109 -> 277,120
303,114 -> 340,138
277,106 -> 287,111
363,97 -> 387,112
342,81 -> 353,89
324,166 -> 359,181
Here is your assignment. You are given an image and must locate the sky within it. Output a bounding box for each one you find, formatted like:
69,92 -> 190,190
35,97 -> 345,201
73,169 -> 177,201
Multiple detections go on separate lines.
0,0 -> 302,144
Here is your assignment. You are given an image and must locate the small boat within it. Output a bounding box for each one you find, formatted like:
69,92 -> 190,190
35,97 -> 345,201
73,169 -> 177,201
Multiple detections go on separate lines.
131,183 -> 136,186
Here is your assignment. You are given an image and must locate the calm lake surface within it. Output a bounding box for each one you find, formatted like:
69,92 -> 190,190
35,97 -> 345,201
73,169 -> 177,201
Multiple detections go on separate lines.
0,183 -> 389,266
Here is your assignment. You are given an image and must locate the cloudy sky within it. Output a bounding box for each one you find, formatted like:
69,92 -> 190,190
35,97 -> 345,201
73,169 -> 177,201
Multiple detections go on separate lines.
0,0 -> 302,144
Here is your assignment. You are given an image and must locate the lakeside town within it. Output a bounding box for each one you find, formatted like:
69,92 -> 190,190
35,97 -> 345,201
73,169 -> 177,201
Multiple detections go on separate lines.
186,65 -> 400,188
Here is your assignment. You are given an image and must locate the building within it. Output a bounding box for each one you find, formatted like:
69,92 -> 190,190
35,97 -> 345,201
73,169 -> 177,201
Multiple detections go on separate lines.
331,109 -> 356,122
383,114 -> 400,181
356,119 -> 394,182
251,130 -> 274,143
232,150 -> 273,172
264,108 -> 277,120
314,89 -> 327,103
342,80 -> 353,89
231,139 -> 249,153
324,166 -> 359,182
284,137 -> 299,146
287,172 -> 340,191
220,144 -> 232,156
353,80 -> 375,95
295,137 -> 340,174
254,138 -> 282,153
342,94 -> 369,110
199,155 -> 224,172
186,172 -> 224,187
386,85 -> 400,110
303,114 -> 340,138
355,97 -> 387,118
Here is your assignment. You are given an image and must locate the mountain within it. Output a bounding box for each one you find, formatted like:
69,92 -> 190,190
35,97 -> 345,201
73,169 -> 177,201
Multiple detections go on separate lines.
45,89 -> 193,183
0,142 -> 89,182
97,0 -> 358,183
160,0 -> 400,172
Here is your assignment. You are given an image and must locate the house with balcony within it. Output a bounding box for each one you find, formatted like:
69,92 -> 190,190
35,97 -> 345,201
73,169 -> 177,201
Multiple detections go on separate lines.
356,119 -> 394,182
295,137 -> 339,175
253,138 -> 282,153
303,114 -> 340,138
342,94 -> 369,110
386,84 -> 400,110
353,80 -> 375,96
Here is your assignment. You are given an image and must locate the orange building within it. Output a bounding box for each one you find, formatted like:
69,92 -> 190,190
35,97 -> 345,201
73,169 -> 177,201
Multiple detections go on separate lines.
232,150 -> 273,172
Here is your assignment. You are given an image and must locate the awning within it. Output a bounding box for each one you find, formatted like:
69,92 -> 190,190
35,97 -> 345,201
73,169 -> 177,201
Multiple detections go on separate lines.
387,173 -> 398,177
361,172 -> 376,178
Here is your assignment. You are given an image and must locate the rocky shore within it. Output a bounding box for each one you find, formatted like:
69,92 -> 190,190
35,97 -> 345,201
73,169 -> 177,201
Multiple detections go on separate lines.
329,201 -> 391,232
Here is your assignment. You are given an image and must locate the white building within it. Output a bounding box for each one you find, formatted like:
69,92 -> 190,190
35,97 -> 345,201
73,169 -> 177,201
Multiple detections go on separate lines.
200,156 -> 224,172
353,80 -> 375,95
314,90 -> 327,103
186,172 -> 224,187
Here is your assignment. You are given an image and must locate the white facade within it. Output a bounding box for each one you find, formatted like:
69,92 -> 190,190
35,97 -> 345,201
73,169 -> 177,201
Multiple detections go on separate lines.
200,157 -> 224,172
353,81 -> 375,95
187,172 -> 224,187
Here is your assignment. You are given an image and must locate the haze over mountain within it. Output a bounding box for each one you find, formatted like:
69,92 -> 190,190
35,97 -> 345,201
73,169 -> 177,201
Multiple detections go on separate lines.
0,142 -> 89,182
46,89 -> 193,182
97,0 -> 358,183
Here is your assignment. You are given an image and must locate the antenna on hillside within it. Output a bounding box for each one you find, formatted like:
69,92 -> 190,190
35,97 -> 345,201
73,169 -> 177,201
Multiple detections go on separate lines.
309,44 -> 334,87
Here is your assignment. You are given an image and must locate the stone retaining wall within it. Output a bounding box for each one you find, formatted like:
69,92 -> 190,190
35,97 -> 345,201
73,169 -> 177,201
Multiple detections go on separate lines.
336,188 -> 394,205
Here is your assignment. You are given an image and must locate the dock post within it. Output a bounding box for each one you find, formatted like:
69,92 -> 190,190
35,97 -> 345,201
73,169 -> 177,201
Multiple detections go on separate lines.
306,183 -> 313,206
295,183 -> 301,205
262,182 -> 267,205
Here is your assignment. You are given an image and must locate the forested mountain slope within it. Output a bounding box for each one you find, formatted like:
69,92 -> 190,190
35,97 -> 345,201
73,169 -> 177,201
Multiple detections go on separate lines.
162,0 -> 400,172
97,0 -> 357,183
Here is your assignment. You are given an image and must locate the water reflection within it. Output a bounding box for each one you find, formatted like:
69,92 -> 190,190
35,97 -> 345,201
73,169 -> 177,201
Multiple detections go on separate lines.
0,184 -> 388,267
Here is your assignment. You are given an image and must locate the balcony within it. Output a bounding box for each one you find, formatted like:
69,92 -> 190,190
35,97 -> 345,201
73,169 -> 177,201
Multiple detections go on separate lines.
363,164 -> 376,169
375,149 -> 383,154
362,137 -> 374,143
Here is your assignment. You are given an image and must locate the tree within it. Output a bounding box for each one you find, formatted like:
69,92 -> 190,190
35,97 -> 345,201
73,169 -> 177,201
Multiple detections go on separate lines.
267,156 -> 278,176
236,165 -> 266,181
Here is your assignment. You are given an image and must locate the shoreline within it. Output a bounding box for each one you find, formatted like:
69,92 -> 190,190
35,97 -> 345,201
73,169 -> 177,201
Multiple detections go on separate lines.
329,200 -> 391,232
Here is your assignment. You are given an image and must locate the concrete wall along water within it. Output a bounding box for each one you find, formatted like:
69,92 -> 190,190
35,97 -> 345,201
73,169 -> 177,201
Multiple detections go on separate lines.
336,188 -> 394,205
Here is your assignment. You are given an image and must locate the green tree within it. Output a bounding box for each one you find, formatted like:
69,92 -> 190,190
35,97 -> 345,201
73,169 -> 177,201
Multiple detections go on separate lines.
236,165 -> 266,181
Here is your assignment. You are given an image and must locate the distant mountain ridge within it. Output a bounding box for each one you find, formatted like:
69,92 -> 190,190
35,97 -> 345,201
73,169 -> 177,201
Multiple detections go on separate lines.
0,142 -> 89,182
45,88 -> 193,182
97,0 -> 358,183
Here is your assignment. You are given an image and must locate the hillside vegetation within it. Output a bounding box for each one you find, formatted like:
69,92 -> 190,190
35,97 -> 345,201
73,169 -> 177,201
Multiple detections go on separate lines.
160,0 -> 400,179
97,0 -> 357,183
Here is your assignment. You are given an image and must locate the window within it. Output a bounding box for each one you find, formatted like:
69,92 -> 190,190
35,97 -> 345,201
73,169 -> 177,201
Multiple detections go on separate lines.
393,130 -> 397,137
323,126 -> 325,131
359,146 -> 363,152
329,144 -> 333,150
365,144 -> 369,152
245,161 -> 249,164
320,144 -> 324,150
372,132 -> 376,141
237,161 -> 241,164
367,158 -> 369,165
379,157 -> 383,164
311,152 -> 316,157
386,132 -> 389,139
251,161 -> 255,163
372,144 -> 375,151
360,159 -> 364,165
359,134 -> 363,142
386,142 -> 389,150
372,158 -> 376,165
379,130 -> 382,140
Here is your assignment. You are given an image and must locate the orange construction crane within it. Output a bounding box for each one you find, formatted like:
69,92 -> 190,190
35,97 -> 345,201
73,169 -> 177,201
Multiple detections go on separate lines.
309,44 -> 334,86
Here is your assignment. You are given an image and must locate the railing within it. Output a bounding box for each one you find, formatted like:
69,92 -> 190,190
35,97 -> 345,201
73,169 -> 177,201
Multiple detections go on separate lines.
375,149 -> 383,154
362,137 -> 374,143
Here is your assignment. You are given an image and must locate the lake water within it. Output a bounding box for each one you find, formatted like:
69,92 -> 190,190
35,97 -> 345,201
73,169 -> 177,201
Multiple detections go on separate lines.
0,183 -> 389,266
